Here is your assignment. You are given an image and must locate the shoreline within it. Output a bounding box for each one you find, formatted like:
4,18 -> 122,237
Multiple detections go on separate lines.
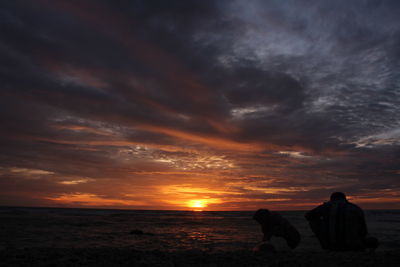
1,248 -> 399,267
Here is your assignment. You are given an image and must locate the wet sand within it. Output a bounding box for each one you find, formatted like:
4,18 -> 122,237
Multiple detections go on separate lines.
1,248 -> 399,267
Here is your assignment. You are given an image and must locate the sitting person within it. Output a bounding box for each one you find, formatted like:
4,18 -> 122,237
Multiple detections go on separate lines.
305,192 -> 379,251
253,209 -> 301,252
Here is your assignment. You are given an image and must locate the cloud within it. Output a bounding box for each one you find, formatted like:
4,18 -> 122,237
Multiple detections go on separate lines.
0,0 -> 399,209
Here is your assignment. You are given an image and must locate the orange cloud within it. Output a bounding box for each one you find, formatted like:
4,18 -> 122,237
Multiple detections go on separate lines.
47,193 -> 146,207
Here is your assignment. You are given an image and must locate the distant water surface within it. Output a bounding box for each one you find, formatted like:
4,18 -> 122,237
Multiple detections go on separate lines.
0,207 -> 399,252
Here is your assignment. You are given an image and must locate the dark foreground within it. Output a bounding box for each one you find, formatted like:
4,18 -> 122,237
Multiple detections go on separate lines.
1,248 -> 399,267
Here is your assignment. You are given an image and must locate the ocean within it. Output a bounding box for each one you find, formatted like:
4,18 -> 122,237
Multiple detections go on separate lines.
1,207 -> 399,252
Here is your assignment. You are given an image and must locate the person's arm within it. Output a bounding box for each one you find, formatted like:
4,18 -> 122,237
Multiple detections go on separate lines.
261,224 -> 273,241
305,204 -> 325,221
261,212 -> 283,241
358,208 -> 368,238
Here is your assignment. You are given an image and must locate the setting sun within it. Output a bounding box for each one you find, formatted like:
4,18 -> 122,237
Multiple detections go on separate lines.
188,200 -> 207,209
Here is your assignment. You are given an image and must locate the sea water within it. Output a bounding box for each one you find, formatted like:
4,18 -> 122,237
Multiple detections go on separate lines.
0,207 -> 399,252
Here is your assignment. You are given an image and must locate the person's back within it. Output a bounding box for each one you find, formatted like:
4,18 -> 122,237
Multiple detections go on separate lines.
325,200 -> 366,250
305,192 -> 377,251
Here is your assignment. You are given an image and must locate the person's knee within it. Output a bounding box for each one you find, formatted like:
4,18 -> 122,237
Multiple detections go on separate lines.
365,236 -> 379,249
287,239 -> 300,249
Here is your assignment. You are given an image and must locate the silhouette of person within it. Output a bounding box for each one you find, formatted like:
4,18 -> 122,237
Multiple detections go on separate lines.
305,192 -> 379,251
253,209 -> 301,251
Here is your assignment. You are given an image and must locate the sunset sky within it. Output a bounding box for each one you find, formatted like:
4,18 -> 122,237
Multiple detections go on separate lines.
1,0 -> 400,211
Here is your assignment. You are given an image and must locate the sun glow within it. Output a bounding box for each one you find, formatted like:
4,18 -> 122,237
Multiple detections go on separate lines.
188,199 -> 207,210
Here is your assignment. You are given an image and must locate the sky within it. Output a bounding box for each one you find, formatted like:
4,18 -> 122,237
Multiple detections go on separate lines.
1,0 -> 400,211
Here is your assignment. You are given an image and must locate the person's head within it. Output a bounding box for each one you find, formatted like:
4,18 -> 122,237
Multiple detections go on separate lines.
253,209 -> 271,224
330,192 -> 347,201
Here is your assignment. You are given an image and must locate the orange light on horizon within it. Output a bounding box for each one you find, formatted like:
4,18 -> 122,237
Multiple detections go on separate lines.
187,199 -> 207,210
47,193 -> 145,207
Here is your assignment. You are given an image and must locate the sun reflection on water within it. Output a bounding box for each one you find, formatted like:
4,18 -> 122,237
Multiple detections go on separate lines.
189,231 -> 208,241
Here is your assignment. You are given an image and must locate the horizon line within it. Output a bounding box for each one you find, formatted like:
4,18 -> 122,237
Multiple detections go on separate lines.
1,205 -> 399,212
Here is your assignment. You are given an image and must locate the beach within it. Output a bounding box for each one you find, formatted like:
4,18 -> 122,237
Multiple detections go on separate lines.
2,248 -> 400,267
1,207 -> 399,266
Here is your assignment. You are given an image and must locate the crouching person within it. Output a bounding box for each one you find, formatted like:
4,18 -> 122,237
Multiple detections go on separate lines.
253,209 -> 301,252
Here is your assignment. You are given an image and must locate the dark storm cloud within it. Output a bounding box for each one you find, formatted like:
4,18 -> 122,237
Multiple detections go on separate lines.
222,67 -> 307,112
0,0 -> 399,209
